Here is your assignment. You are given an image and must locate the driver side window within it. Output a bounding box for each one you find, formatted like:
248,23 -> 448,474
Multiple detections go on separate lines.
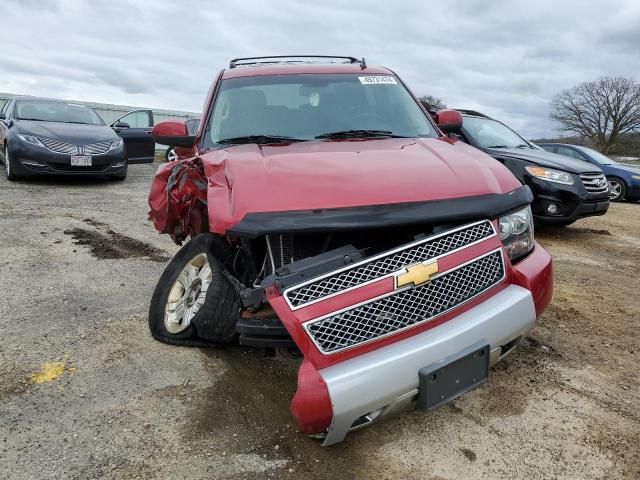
556,147 -> 585,160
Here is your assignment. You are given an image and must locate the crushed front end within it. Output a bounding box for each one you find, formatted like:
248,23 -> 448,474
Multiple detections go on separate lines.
226,190 -> 552,445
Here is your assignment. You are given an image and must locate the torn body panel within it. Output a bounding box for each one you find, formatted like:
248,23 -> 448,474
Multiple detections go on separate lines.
148,158 -> 209,244
149,138 -> 528,243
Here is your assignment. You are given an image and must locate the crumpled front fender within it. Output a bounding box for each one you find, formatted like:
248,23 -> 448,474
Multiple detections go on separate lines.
148,158 -> 209,244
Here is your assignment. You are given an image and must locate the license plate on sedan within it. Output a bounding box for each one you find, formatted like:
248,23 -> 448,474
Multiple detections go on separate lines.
70,155 -> 92,167
416,343 -> 490,411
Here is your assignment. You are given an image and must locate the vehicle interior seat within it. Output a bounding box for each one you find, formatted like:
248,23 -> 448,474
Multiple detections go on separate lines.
218,89 -> 268,139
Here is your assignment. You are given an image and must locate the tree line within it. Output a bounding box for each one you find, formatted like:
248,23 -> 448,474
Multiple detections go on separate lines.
422,76 -> 640,155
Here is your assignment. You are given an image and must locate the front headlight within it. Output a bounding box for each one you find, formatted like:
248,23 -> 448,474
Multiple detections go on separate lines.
525,166 -> 574,185
108,137 -> 124,151
17,134 -> 45,148
632,175 -> 640,180
499,206 -> 534,262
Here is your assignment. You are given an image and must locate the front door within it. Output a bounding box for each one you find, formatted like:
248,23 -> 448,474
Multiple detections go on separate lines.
111,109 -> 155,163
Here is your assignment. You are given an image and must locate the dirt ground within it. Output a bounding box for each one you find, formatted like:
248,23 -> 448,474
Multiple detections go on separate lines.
1,163 -> 638,480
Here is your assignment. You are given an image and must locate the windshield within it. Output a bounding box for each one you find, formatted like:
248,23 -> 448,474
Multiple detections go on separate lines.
204,74 -> 438,146
575,146 -> 616,165
15,100 -> 104,125
462,116 -> 530,149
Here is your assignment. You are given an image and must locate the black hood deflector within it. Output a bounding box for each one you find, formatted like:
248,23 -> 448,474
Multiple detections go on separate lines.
227,185 -> 533,238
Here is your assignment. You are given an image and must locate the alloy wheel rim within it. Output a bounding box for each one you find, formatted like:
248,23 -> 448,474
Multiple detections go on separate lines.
164,253 -> 212,334
608,180 -> 622,199
5,147 -> 9,177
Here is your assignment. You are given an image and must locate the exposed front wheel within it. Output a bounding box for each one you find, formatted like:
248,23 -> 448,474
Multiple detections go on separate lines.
148,233 -> 240,346
165,147 -> 178,162
607,177 -> 626,202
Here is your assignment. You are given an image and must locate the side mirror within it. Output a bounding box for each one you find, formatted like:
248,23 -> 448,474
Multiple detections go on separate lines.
152,121 -> 196,147
436,109 -> 463,134
112,121 -> 130,129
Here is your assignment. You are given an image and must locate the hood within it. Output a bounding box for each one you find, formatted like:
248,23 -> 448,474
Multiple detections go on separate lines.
15,120 -> 118,144
487,146 -> 602,174
200,137 -> 522,234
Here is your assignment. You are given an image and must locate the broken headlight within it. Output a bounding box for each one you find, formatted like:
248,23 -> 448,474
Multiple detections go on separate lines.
499,206 -> 534,262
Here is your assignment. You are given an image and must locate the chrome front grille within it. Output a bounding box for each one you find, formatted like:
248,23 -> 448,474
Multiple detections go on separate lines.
39,138 -> 77,154
580,172 -> 609,194
304,250 -> 505,354
83,140 -> 113,155
38,138 -> 113,155
284,220 -> 495,308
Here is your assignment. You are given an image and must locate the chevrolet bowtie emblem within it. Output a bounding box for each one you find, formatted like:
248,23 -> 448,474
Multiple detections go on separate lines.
395,261 -> 439,289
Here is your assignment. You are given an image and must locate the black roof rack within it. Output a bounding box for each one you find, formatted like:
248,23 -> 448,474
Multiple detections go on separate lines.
228,55 -> 366,69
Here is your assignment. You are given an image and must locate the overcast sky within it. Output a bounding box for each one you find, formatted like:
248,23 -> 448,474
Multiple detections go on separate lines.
1,0 -> 639,138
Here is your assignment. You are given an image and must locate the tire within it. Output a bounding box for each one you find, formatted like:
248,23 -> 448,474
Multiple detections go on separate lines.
148,233 -> 240,347
607,176 -> 626,202
165,147 -> 177,162
4,144 -> 20,181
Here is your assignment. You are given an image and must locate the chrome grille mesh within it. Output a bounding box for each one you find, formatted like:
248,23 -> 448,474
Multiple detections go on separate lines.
580,172 -> 608,194
39,138 -> 77,154
38,138 -> 113,155
285,221 -> 495,307
305,250 -> 505,354
83,140 -> 113,155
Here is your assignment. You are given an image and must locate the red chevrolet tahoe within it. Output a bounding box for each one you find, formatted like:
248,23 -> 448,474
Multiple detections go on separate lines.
147,56 -> 552,446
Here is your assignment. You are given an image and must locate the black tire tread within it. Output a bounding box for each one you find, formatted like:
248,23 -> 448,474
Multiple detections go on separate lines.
148,233 -> 241,347
5,145 -> 19,181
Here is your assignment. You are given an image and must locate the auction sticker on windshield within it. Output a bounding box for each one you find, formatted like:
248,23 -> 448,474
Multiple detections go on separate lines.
358,76 -> 397,85
71,155 -> 92,167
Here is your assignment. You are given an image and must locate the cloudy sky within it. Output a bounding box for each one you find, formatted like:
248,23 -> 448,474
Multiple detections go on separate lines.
1,0 -> 639,138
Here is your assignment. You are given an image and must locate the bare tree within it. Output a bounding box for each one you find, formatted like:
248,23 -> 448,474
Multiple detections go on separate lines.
551,77 -> 640,154
418,95 -> 446,111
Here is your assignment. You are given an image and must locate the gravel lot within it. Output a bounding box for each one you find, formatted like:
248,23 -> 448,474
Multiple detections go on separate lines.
1,163 -> 638,480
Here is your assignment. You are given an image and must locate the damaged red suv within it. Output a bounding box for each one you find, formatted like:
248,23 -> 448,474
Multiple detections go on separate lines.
147,56 -> 552,445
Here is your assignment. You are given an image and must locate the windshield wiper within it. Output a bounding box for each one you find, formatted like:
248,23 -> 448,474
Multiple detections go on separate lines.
515,144 -> 532,149
217,135 -> 304,145
486,145 -> 510,149
315,129 -> 408,139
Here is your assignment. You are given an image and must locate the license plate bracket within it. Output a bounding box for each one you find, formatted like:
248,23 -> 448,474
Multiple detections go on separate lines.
70,155 -> 92,167
416,342 -> 490,411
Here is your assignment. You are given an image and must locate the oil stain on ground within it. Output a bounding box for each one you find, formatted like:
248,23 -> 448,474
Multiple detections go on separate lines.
64,221 -> 169,262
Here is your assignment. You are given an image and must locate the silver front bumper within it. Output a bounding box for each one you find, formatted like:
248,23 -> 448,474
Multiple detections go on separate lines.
318,285 -> 536,446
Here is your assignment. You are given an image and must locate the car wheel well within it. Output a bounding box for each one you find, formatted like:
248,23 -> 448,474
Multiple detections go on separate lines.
606,175 -> 626,184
